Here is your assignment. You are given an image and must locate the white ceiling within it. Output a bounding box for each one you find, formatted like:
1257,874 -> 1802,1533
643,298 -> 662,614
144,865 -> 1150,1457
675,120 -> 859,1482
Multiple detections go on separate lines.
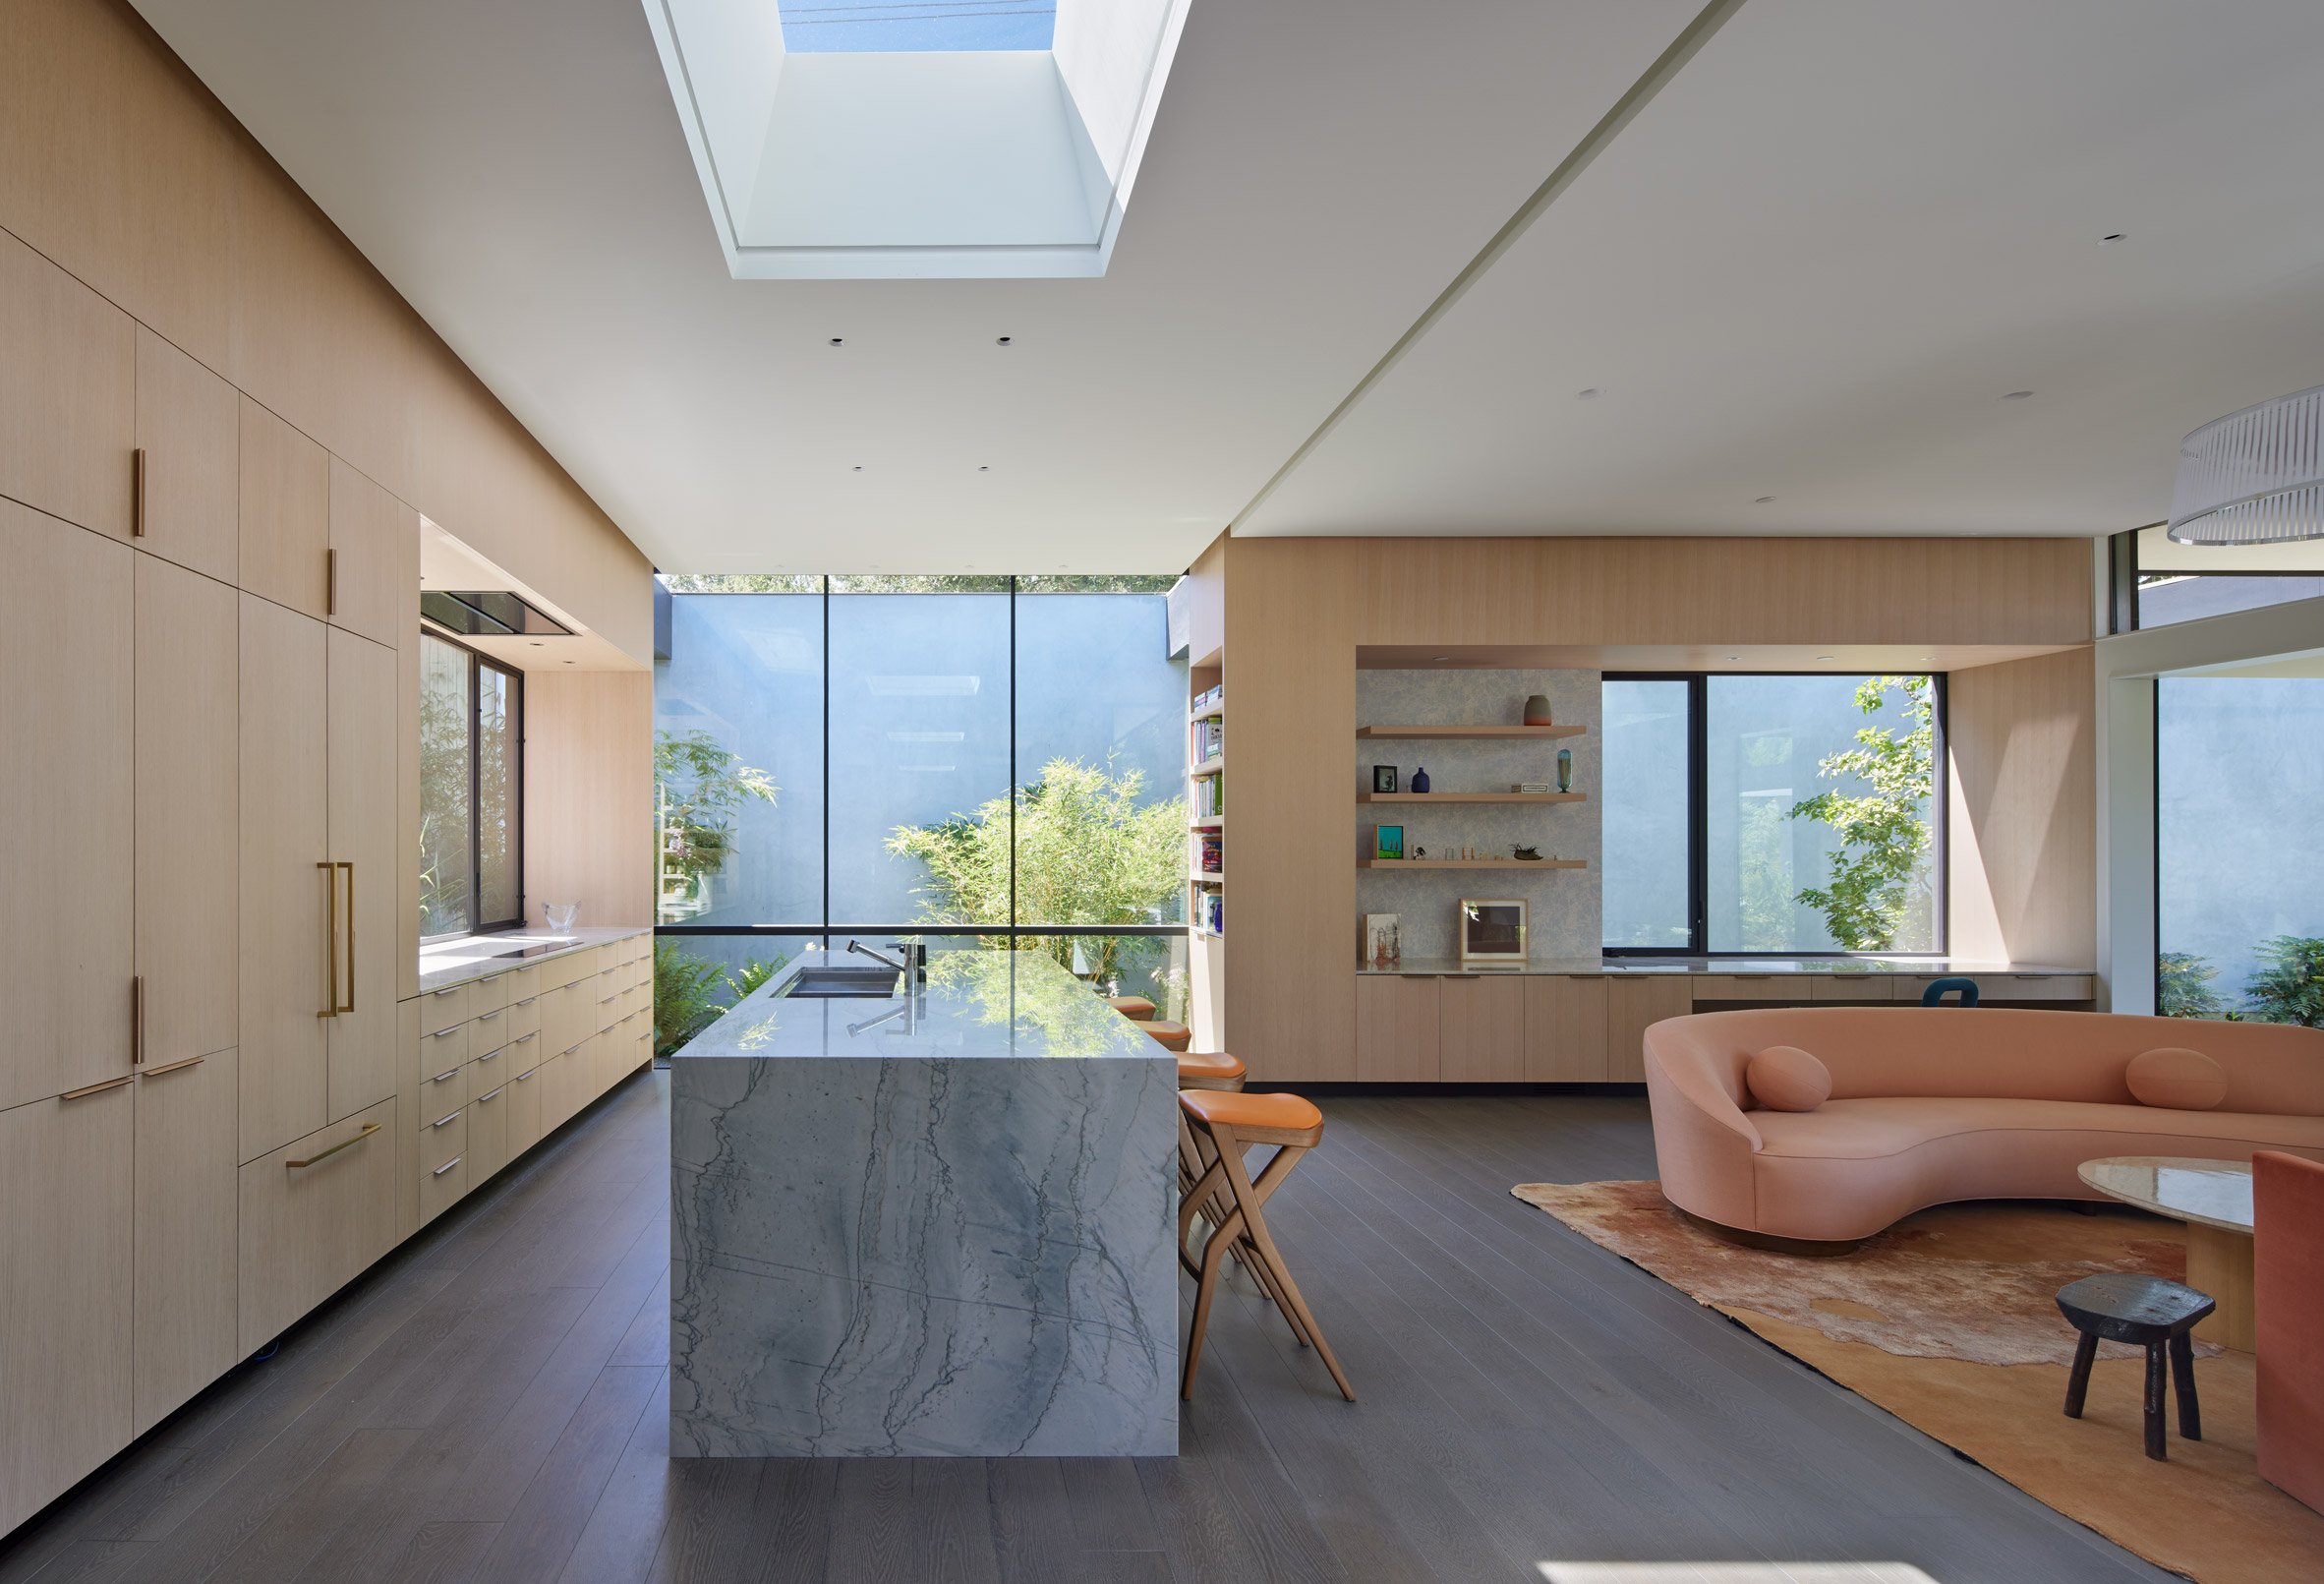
132,0 -> 2324,570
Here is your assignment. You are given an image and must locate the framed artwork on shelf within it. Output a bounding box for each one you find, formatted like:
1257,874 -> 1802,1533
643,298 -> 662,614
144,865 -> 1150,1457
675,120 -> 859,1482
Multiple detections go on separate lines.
1374,823 -> 1405,860
1371,764 -> 1398,793
1363,912 -> 1401,968
1459,898 -> 1528,964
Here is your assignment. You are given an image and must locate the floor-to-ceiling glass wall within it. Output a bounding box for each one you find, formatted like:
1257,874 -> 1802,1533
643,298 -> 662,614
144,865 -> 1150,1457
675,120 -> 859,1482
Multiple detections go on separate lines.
652,575 -> 1189,1048
2156,674 -> 2324,1021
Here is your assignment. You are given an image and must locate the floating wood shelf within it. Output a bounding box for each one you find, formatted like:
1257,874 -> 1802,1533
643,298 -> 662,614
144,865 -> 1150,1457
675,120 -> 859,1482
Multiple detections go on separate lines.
1359,792 -> 1584,804
1191,871 -> 1224,885
1190,758 -> 1224,776
1359,858 -> 1588,870
1190,817 -> 1223,830
1357,725 -> 1586,739
1189,706 -> 1223,724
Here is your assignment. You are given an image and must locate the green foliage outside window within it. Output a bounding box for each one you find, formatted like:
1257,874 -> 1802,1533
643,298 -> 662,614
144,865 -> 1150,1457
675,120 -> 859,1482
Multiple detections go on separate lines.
2243,936 -> 2324,1027
656,729 -> 780,916
653,939 -> 789,1057
1789,675 -> 1936,951
2157,951 -> 2227,1020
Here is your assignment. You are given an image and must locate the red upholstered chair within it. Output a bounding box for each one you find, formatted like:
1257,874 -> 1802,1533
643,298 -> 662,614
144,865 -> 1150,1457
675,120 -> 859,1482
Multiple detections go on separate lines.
2255,1150 -> 2324,1513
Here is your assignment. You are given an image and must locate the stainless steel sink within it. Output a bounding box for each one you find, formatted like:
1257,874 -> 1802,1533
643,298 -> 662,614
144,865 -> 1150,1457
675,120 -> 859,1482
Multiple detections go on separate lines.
783,967 -> 902,999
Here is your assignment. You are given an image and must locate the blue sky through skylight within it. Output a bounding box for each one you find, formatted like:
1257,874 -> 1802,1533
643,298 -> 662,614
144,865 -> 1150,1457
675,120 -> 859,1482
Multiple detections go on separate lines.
778,0 -> 1057,53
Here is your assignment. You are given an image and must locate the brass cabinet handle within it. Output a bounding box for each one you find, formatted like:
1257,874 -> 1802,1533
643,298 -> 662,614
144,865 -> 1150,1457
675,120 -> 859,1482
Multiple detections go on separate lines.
338,861 -> 355,1013
132,447 -> 148,537
286,1120 -> 378,1169
63,1074 -> 134,1100
432,1156 -> 462,1177
132,974 -> 145,1066
141,1053 -> 205,1078
317,862 -> 340,1019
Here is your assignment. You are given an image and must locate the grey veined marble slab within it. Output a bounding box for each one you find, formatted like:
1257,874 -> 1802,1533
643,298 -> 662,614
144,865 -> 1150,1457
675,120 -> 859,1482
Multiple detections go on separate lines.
669,951 -> 1179,1457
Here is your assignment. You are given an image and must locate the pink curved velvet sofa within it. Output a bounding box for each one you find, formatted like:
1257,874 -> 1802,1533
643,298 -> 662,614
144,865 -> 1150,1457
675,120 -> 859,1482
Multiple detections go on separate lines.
1644,1007 -> 2324,1244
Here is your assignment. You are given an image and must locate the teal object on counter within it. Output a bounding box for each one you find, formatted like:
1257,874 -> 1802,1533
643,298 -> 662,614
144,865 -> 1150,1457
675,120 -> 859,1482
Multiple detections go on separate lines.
1557,747 -> 1572,794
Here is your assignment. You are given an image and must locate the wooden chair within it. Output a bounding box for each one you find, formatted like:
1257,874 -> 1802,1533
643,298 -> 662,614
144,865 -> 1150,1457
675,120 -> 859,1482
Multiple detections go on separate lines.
2057,1272 -> 2213,1461
1178,1089 -> 1355,1403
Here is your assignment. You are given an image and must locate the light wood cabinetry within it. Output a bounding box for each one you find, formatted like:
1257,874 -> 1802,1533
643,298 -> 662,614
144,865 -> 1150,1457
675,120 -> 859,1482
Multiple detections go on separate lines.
325,627 -> 398,1120
1524,974 -> 1608,1082
238,594 -> 329,1160
133,1046 -> 238,1436
238,1096 -> 395,1352
0,499 -> 134,1112
1356,974 -> 1439,1082
1606,976 -> 1693,1084
467,1078 -> 510,1184
236,395 -> 328,620
136,554 -> 238,1067
1810,976 -> 1896,1003
0,1084 -> 134,1536
131,324 -> 237,582
507,1062 -> 545,1154
325,455 -> 411,650
1437,975 -> 1526,1083
0,227 -> 134,541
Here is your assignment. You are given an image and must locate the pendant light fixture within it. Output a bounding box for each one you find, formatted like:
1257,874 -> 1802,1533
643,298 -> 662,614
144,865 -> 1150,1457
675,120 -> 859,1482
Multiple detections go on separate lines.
2168,383 -> 2324,545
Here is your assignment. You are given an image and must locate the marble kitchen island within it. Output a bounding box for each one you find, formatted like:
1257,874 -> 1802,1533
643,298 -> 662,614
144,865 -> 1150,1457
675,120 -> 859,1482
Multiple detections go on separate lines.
669,949 -> 1180,1458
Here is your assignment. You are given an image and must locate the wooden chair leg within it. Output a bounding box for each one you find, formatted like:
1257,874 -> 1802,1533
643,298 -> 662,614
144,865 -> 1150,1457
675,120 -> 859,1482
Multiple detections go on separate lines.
1181,1193 -> 1243,1400
1216,1135 -> 1355,1402
2063,1331 -> 2097,1418
2169,1331 -> 2201,1441
2142,1342 -> 2169,1461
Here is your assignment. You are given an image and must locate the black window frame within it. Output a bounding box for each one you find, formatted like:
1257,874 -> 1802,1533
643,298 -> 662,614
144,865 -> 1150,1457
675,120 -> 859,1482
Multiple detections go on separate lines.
418,625 -> 526,941
2114,524 -> 2324,633
1601,670 -> 1948,959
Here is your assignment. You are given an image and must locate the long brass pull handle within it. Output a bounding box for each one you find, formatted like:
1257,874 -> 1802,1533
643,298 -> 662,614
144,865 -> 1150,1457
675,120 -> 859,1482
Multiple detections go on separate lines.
132,974 -> 145,1066
286,1121 -> 378,1169
63,1075 -> 134,1100
132,448 -> 147,537
339,861 -> 355,1014
141,1054 -> 205,1078
433,1156 -> 462,1177
317,862 -> 340,1019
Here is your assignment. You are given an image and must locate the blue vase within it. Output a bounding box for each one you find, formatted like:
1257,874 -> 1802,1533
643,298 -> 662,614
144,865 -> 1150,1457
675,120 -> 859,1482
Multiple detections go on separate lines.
1557,748 -> 1572,794
1411,766 -> 1430,794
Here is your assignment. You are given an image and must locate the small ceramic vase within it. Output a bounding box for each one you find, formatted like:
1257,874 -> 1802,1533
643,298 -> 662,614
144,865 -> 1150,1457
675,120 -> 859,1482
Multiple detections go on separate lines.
1557,747 -> 1573,793
1412,766 -> 1431,793
1524,694 -> 1554,727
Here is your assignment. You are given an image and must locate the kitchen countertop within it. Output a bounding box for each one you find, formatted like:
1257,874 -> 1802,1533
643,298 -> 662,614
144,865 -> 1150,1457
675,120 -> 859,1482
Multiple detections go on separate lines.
1354,956 -> 2093,977
674,948 -> 1164,1062
416,925 -> 650,996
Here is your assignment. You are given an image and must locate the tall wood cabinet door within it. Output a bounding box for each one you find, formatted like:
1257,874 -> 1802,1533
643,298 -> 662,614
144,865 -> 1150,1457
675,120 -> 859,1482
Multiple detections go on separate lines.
236,395 -> 327,620
326,628 -> 399,1121
1355,975 -> 1440,1082
137,555 -> 238,1067
238,1097 -> 396,1352
0,229 -> 134,540
324,457 -> 411,651
132,324 -> 238,583
1606,976 -> 1694,1084
134,1047 -> 239,1436
1524,975 -> 1609,1082
1438,974 -> 1526,1083
0,1085 -> 134,1536
0,499 -> 134,1111
239,594 -> 330,1161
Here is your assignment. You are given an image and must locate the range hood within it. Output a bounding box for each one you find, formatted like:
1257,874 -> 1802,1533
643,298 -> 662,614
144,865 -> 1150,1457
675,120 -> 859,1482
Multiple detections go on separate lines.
421,588 -> 572,639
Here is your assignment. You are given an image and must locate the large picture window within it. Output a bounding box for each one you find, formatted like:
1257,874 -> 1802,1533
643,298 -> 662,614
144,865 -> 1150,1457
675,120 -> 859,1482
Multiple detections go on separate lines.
1602,674 -> 1945,956
419,630 -> 524,940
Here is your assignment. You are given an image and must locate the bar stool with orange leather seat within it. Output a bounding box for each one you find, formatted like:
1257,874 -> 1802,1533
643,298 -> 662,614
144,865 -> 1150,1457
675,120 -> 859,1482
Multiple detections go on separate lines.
1106,994 -> 1157,1021
1141,1019 -> 1192,1051
1174,1050 -> 1247,1231
1178,1088 -> 1355,1402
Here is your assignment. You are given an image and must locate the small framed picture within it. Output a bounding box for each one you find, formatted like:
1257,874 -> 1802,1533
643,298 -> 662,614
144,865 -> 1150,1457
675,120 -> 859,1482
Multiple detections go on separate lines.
1374,823 -> 1405,860
1371,764 -> 1398,794
1459,898 -> 1528,964
1363,912 -> 1401,968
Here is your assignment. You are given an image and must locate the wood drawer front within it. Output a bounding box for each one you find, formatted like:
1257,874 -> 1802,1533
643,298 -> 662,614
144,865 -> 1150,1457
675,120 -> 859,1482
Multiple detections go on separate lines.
468,971 -> 512,1017
1355,975 -> 1440,1083
1437,975 -> 1526,1084
418,981 -> 470,1034
467,1042 -> 512,1092
467,1004 -> 512,1057
415,1022 -> 469,1084
596,985 -> 624,1033
1988,973 -> 2094,1002
624,983 -> 650,1020
541,983 -> 589,1057
506,994 -> 541,1040
238,1097 -> 395,1352
504,1027 -> 545,1076
419,1101 -> 466,1173
418,1143 -> 467,1225
1808,976 -> 1897,1002
466,1081 -> 511,1186
622,933 -> 649,965
506,1064 -> 545,1155
420,1056 -> 469,1117
505,964 -> 542,1003
1689,974 -> 1801,1004
1523,975 -> 1609,1082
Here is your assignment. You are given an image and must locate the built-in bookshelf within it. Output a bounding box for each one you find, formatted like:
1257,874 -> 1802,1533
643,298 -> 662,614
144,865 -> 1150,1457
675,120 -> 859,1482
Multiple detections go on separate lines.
1189,679 -> 1224,939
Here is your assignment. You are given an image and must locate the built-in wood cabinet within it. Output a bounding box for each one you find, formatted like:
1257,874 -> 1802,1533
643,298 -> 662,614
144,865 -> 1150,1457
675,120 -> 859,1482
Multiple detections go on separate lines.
238,1096 -> 396,1354
1524,974 -> 1608,1082
0,228 -> 134,541
326,455 -> 411,650
1606,976 -> 1694,1083
1438,974 -> 1526,1083
132,324 -> 238,583
137,554 -> 239,1067
0,1085 -> 134,1536
326,626 -> 399,1121
0,499 -> 134,1112
1356,974 -> 1440,1082
236,394 -> 328,620
133,1046 -> 239,1436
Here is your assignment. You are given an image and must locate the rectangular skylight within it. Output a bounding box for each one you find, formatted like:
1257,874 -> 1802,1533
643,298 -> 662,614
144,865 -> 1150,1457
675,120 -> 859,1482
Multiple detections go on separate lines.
778,0 -> 1057,54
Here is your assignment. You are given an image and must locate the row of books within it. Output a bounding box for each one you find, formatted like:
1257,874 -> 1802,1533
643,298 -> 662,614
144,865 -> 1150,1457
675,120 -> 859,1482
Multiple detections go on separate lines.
1190,718 -> 1224,764
1196,831 -> 1222,873
1195,891 -> 1224,936
1191,684 -> 1224,714
1193,774 -> 1225,818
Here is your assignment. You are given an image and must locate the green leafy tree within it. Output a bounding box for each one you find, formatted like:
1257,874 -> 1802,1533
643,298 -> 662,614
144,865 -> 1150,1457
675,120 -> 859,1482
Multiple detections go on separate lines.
886,756 -> 1185,985
1789,675 -> 1936,951
656,730 -> 780,914
2243,936 -> 2324,1027
651,940 -> 791,1056
2157,951 -> 2227,1020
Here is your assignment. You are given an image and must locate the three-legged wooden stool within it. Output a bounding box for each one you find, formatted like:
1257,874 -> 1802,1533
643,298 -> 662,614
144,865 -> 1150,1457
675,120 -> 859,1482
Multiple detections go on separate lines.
1178,1089 -> 1355,1403
2057,1272 -> 2214,1461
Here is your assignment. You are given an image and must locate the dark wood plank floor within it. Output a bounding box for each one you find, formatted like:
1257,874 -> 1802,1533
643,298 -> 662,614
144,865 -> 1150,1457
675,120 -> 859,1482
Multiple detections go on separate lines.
0,1076 -> 2181,1584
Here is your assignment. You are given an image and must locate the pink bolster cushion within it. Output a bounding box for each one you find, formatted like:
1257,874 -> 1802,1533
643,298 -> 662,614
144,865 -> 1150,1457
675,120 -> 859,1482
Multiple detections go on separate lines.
1746,1045 -> 1831,1112
2124,1046 -> 2227,1111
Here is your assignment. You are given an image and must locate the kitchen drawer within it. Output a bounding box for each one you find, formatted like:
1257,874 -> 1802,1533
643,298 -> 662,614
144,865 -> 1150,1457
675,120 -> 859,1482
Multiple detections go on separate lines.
467,1003 -> 512,1057
504,1027 -> 545,1076
596,985 -> 624,1033
537,1049 -> 576,1135
623,933 -> 650,965
467,1080 -> 511,1185
418,981 -> 471,1034
419,1054 -> 468,1117
506,1062 -> 545,1155
539,950 -> 591,992
505,964 -> 542,1004
1809,976 -> 1896,1002
541,982 -> 589,1056
468,970 -> 512,1017
1689,974 -> 1802,1004
418,1143 -> 467,1225
419,1099 -> 466,1172
414,1020 -> 470,1083
467,1041 -> 513,1092
238,1098 -> 395,1351
506,993 -> 541,1041
624,983 -> 649,1020
1988,973 -> 2094,1002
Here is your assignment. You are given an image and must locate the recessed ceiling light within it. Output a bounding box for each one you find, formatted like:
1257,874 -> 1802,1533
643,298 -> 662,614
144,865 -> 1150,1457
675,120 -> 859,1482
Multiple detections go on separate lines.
1815,655 -> 1835,662
977,465 -> 990,472
1575,387 -> 1600,401
2002,390 -> 2033,400
851,465 -> 863,472
530,641 -> 544,647
1431,655 -> 1451,662
828,337 -> 843,346
1754,496 -> 1776,504
1725,655 -> 1741,662
995,336 -> 1013,346
2100,233 -> 2124,245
